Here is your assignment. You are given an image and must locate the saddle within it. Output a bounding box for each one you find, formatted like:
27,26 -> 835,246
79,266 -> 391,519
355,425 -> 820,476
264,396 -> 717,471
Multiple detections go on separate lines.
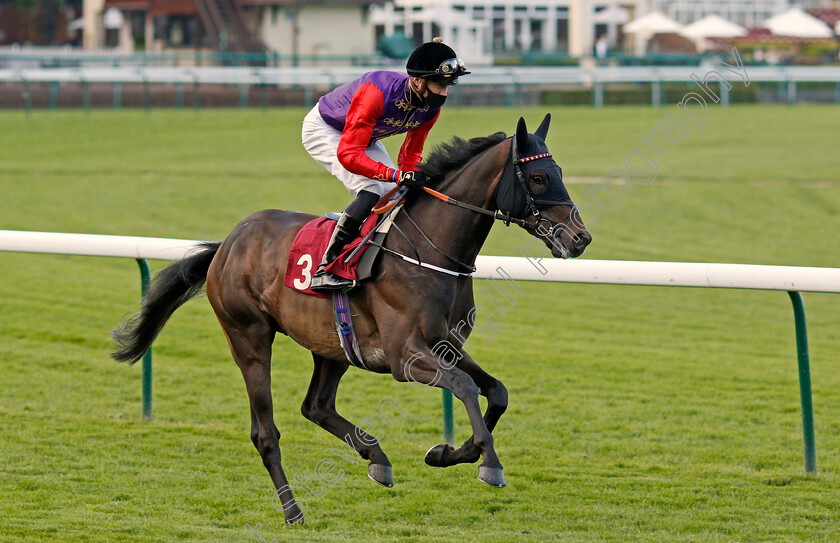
283,206 -> 402,299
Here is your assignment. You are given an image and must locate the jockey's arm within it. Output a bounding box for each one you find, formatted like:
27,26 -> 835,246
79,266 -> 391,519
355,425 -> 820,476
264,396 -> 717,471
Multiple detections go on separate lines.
398,111 -> 439,172
337,83 -> 399,183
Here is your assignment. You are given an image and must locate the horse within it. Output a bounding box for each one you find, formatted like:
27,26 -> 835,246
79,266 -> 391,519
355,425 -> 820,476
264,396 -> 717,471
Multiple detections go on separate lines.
111,114 -> 591,524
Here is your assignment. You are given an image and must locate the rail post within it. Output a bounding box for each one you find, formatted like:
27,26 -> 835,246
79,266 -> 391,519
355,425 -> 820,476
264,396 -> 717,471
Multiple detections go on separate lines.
442,390 -> 454,445
22,77 -> 32,117
787,79 -> 797,105
594,79 -> 604,108
81,78 -> 90,117
651,77 -> 661,107
259,75 -> 268,110
304,85 -> 313,108
192,74 -> 201,113
175,82 -> 184,109
788,291 -> 816,473
143,76 -> 151,113
239,83 -> 249,108
137,258 -> 153,421
49,81 -> 59,109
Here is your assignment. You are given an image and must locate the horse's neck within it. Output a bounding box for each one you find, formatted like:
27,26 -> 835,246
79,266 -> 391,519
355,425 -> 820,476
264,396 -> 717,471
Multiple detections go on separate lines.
401,142 -> 507,269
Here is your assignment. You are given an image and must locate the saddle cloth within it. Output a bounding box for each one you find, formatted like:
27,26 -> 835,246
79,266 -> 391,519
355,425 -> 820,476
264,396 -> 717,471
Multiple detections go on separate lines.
284,213 -> 379,299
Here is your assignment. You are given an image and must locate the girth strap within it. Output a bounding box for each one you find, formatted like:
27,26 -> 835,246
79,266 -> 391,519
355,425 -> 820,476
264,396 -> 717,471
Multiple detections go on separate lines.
332,292 -> 368,370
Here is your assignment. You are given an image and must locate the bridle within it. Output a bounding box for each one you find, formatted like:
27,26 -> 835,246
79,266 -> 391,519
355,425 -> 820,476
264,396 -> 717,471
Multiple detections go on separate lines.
422,137 -> 580,249
366,136 -> 581,275
507,136 -> 578,245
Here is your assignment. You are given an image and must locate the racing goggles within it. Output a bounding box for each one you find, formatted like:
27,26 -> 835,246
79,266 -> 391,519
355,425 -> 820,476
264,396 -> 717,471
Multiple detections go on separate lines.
427,58 -> 470,84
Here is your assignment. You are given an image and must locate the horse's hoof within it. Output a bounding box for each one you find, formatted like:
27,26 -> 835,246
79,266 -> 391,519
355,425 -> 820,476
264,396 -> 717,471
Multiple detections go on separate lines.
424,443 -> 455,467
478,466 -> 506,488
285,508 -> 306,525
367,463 -> 393,487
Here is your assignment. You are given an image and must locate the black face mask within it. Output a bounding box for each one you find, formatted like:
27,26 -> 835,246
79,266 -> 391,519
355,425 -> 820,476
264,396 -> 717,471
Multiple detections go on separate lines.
422,90 -> 447,108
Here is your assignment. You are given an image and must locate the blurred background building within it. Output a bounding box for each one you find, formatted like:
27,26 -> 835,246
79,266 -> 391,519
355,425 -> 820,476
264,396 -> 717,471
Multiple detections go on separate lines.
650,0 -> 790,26
78,0 -> 380,56
1,0 -> 838,65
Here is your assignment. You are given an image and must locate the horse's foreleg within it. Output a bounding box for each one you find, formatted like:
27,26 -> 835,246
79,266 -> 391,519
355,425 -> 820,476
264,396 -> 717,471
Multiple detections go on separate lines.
223,321 -> 304,525
424,351 -> 508,468
301,354 -> 394,487
396,341 -> 505,488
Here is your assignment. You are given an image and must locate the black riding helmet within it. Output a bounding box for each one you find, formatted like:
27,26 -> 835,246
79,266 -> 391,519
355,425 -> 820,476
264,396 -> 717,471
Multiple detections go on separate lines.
406,37 -> 471,85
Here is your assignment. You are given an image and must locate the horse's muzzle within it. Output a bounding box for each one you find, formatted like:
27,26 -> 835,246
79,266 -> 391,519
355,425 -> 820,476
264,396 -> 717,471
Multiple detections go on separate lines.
551,229 -> 591,259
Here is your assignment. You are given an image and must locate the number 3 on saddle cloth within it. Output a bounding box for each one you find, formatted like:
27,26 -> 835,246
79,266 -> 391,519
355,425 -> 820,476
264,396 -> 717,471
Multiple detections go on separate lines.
284,210 -> 397,370
283,212 -> 385,299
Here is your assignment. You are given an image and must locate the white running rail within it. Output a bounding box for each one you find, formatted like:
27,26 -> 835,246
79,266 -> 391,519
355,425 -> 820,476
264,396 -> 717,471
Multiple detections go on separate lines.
1,230 -> 839,293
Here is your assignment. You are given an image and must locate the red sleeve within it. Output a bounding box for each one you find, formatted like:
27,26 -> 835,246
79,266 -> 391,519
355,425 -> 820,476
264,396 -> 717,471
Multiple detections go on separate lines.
337,83 -> 398,182
398,111 -> 439,171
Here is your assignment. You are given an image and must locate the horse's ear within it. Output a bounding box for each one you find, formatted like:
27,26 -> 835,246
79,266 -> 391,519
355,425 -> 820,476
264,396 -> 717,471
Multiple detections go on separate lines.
515,117 -> 528,153
535,113 -> 551,141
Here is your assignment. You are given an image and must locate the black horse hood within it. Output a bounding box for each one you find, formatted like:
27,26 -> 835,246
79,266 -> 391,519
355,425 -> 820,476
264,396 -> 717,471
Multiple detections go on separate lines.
496,115 -> 569,219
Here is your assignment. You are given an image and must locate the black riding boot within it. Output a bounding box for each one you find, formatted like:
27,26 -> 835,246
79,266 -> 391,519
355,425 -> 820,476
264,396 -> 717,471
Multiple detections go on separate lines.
310,190 -> 379,292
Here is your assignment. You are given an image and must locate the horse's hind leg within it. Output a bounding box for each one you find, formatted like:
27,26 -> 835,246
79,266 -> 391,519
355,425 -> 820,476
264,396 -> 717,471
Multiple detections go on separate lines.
220,318 -> 304,524
425,351 -> 508,468
301,354 -> 394,487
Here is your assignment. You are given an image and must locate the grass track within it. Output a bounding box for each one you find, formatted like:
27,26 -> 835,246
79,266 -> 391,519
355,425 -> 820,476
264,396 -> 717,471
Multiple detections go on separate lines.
1,106 -> 839,542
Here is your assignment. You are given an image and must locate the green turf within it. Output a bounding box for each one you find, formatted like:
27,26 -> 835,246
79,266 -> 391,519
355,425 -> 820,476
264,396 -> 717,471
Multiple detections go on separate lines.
1,106 -> 839,542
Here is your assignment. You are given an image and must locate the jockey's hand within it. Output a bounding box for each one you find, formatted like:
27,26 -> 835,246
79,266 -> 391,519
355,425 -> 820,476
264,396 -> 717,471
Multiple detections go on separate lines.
397,170 -> 429,190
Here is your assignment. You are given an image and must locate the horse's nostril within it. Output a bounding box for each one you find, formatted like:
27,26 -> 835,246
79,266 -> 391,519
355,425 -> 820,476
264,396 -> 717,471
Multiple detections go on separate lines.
572,232 -> 591,251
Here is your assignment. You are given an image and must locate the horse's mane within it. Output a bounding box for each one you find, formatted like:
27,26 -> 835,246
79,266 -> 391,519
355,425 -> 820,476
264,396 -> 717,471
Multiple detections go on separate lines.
417,132 -> 508,185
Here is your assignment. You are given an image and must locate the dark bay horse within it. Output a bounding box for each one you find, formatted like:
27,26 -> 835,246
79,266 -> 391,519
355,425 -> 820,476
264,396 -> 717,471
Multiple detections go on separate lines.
112,114 -> 591,524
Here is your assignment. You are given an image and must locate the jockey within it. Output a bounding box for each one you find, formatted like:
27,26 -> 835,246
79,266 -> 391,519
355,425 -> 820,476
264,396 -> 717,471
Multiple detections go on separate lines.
302,37 -> 470,292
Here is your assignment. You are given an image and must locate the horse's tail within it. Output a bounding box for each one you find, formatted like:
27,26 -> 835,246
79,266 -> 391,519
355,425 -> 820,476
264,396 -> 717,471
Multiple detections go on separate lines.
111,241 -> 221,364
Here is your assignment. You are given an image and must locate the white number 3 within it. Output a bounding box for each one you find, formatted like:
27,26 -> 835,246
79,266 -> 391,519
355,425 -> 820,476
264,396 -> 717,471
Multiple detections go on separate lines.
293,254 -> 313,290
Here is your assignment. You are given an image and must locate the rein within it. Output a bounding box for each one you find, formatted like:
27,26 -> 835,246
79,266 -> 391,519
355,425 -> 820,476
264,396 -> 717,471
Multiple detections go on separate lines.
423,148 -> 577,233
422,186 -> 528,227
353,185 -> 473,277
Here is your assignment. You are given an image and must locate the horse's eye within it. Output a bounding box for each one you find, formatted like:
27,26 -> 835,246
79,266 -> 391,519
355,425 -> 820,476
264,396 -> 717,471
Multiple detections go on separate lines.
529,171 -> 549,195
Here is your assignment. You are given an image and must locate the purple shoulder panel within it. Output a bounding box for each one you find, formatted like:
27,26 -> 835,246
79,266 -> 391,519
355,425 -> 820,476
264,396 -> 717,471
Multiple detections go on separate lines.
317,71 -> 440,142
